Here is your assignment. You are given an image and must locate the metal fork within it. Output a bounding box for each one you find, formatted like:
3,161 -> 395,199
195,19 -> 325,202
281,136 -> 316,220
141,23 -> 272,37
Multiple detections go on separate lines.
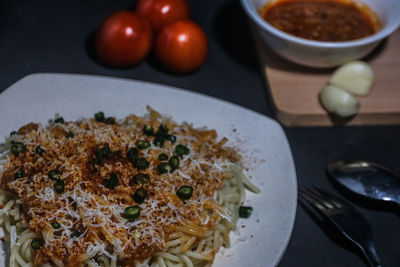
298,187 -> 381,267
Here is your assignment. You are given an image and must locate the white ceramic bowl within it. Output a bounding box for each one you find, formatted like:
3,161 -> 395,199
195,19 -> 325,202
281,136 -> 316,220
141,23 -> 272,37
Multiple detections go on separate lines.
241,0 -> 400,68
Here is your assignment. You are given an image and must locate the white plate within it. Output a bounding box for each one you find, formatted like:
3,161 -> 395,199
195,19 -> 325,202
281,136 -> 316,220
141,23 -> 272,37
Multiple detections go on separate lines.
0,73 -> 297,267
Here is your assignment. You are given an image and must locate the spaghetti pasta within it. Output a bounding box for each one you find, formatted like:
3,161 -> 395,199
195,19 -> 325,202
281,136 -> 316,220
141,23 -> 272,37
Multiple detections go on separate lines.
0,108 -> 258,266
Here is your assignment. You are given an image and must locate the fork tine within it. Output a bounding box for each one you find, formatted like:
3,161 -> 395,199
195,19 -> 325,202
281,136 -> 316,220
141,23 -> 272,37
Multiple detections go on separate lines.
313,187 -> 349,208
297,188 -> 327,222
308,188 -> 342,209
303,188 -> 339,209
298,187 -> 328,211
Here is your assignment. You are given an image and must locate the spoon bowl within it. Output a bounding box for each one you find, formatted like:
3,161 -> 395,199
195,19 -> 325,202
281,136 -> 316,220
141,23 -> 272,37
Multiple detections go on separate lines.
327,160 -> 400,207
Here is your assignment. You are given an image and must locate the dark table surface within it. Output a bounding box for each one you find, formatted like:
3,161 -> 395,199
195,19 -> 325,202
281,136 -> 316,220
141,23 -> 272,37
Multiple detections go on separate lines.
1,0 -> 399,266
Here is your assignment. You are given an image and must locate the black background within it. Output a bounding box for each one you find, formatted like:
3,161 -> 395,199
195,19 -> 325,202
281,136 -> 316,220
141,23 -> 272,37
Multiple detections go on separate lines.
1,0 -> 399,266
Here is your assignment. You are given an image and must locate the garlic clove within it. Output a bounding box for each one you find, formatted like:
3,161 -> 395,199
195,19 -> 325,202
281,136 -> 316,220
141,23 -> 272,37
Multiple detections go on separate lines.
329,61 -> 374,96
320,85 -> 360,117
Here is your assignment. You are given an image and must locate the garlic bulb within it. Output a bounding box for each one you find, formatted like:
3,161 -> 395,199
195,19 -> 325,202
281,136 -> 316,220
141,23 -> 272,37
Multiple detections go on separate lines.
329,61 -> 374,95
319,85 -> 360,117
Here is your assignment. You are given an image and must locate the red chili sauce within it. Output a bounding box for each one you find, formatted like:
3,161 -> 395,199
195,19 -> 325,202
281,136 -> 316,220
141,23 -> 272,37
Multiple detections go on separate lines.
261,0 -> 380,42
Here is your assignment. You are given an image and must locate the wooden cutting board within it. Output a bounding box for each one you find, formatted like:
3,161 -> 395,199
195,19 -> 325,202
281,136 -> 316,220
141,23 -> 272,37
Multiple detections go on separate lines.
252,26 -> 400,126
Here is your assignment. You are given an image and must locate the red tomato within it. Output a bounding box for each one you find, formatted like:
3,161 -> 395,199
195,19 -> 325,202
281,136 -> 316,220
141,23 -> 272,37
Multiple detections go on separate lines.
136,0 -> 190,30
95,11 -> 152,67
154,20 -> 208,74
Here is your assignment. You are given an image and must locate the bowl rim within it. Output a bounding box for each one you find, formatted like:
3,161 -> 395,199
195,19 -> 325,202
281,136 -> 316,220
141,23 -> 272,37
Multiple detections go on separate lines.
240,0 -> 400,48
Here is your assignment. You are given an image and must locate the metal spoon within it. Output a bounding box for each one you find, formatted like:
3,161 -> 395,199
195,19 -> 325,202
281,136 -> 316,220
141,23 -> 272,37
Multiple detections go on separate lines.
327,160 -> 400,207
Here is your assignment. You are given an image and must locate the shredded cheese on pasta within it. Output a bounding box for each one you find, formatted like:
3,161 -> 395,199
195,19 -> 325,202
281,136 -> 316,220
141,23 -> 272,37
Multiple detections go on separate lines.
0,108 -> 258,267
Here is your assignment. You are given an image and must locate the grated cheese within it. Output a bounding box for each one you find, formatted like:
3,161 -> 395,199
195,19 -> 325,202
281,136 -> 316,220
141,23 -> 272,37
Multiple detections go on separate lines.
0,114 -> 241,265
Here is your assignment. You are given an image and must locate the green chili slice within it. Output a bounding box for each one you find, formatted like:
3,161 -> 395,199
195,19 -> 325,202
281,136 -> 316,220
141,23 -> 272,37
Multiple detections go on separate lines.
167,134 -> 176,143
55,117 -> 64,123
35,145 -> 45,155
31,239 -> 43,250
127,147 -> 139,165
143,125 -> 154,136
133,188 -> 147,204
136,140 -> 151,149
124,206 -> 140,220
133,173 -> 150,185
153,137 -> 165,148
11,142 -> 26,155
90,157 -> 103,166
169,155 -> 179,170
51,222 -> 61,229
155,124 -> 169,138
9,131 -> 17,136
177,186 -> 193,200
48,170 -> 60,180
95,145 -> 111,160
70,230 -> 81,238
158,153 -> 168,161
54,179 -> 65,193
94,111 -> 105,122
14,169 -> 24,179
239,206 -> 253,218
158,162 -> 171,174
104,173 -> 118,189
105,117 -> 115,125
65,131 -> 74,138
135,158 -> 150,170
175,144 -> 190,157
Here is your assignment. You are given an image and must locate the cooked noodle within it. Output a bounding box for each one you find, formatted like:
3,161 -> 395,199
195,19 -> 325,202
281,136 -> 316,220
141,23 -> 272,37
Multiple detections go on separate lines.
0,108 -> 259,267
